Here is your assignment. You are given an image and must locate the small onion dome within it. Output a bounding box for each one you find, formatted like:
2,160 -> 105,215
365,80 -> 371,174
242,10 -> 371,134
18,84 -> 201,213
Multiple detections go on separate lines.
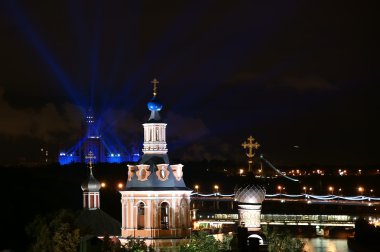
81,173 -> 101,192
147,96 -> 163,111
234,184 -> 266,204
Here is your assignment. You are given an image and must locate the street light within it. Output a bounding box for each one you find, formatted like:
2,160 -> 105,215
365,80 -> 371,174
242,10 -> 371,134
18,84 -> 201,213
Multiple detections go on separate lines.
329,186 -> 334,195
239,169 -> 244,176
358,186 -> 364,195
194,185 -> 199,193
303,186 -> 307,194
214,185 -> 219,194
117,183 -> 124,189
277,185 -> 282,194
101,182 -> 106,188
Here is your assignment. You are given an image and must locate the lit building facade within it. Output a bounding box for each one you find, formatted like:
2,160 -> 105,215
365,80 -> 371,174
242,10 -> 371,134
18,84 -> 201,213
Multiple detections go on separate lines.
119,80 -> 192,249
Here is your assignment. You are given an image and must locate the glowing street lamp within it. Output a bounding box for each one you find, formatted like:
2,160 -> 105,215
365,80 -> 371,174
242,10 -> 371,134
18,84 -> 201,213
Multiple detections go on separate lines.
303,186 -> 307,194
117,183 -> 124,189
239,169 -> 244,176
194,185 -> 199,193
329,186 -> 334,195
277,185 -> 283,194
358,186 -> 364,195
101,182 -> 106,188
214,185 -> 219,194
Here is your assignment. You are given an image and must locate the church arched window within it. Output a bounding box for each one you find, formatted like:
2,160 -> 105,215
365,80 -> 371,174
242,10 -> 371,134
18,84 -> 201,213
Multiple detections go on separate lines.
160,202 -> 169,230
137,202 -> 145,230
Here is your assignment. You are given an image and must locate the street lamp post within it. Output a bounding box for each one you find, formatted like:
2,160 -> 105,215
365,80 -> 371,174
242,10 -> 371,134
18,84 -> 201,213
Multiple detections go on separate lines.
195,185 -> 199,193
329,186 -> 334,195
214,185 -> 219,194
277,185 -> 282,194
303,186 -> 307,194
358,186 -> 364,195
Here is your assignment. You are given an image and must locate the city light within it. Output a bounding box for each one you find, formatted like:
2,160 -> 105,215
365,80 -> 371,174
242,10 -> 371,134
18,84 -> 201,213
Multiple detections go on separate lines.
277,185 -> 283,194
101,182 -> 106,188
303,186 -> 307,194
194,185 -> 199,193
239,169 -> 244,176
117,183 -> 124,189
329,186 -> 334,195
214,185 -> 219,193
358,186 -> 364,195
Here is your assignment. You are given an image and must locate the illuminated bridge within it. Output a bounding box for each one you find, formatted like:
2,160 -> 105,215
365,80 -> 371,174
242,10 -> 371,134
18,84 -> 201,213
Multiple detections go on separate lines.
191,192 -> 380,233
195,213 -> 358,228
190,193 -> 380,206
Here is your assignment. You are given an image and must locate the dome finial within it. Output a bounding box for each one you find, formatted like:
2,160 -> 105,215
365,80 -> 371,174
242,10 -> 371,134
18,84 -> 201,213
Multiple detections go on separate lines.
151,78 -> 159,96
85,151 -> 96,175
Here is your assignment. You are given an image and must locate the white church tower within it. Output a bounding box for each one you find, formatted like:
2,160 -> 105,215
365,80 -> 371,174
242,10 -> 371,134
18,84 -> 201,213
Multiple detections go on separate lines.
119,79 -> 192,250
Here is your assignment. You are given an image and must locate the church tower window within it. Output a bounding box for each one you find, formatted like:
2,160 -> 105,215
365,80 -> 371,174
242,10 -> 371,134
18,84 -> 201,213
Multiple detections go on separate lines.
137,202 -> 145,230
160,202 -> 169,230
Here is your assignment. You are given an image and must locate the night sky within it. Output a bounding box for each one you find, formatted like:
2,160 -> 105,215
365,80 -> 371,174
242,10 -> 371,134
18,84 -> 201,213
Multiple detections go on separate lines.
0,1 -> 378,165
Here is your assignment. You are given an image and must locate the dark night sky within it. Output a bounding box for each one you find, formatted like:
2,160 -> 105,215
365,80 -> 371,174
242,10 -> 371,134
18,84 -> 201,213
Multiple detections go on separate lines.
0,0 -> 378,165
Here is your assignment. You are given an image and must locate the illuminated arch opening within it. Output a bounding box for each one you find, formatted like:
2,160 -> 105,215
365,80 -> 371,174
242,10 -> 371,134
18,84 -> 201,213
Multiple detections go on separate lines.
137,202 -> 145,230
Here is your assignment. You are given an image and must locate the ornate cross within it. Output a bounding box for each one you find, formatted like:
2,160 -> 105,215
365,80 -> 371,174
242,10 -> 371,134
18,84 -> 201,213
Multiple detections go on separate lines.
242,136 -> 260,158
151,78 -> 159,96
85,151 -> 96,173
242,136 -> 260,172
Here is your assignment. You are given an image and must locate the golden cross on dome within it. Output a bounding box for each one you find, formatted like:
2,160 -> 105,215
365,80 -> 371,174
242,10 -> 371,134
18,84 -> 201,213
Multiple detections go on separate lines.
151,78 -> 159,96
85,151 -> 96,173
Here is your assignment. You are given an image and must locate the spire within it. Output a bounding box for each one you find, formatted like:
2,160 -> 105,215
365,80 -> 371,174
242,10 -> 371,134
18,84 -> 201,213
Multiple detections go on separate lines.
142,78 -> 168,155
82,151 -> 101,209
85,107 -> 98,137
85,151 -> 96,174
147,78 -> 163,122
151,78 -> 159,96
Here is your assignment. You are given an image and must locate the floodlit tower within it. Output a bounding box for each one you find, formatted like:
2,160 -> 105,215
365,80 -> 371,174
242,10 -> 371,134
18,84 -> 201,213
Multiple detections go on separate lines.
83,107 -> 105,163
120,79 -> 192,249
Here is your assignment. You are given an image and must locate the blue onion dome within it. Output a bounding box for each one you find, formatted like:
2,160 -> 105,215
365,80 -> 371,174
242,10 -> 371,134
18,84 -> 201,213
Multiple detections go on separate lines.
147,96 -> 163,111
81,173 -> 101,192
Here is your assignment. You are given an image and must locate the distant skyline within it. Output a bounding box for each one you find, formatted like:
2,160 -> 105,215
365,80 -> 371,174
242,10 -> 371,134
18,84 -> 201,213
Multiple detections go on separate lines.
0,1 -> 378,165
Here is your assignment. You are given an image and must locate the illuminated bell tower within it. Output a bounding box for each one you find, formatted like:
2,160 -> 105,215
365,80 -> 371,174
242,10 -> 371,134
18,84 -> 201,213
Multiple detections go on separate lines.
142,79 -> 168,155
120,79 -> 192,249
81,151 -> 101,209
